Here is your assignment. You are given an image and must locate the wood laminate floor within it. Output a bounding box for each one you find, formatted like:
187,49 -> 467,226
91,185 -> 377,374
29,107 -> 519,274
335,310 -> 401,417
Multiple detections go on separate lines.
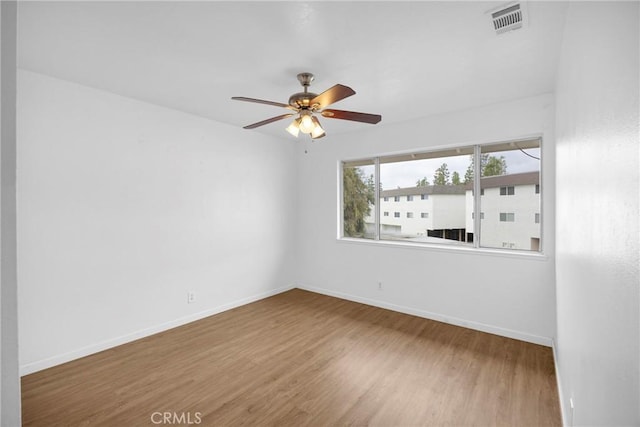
22,289 -> 561,426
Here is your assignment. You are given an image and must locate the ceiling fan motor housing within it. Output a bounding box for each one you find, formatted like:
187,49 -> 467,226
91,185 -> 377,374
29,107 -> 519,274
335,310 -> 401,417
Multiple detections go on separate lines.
288,92 -> 318,109
289,72 -> 318,109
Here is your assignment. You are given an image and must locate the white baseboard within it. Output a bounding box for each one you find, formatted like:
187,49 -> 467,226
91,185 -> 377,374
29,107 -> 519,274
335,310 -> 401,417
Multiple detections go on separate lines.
20,284 -> 294,376
21,283 -> 554,376
296,284 -> 553,347
552,339 -> 568,426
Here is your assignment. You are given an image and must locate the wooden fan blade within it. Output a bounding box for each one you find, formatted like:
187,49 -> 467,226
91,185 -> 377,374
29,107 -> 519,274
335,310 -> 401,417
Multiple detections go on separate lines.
321,109 -> 382,124
309,84 -> 356,109
232,96 -> 296,110
243,113 -> 295,129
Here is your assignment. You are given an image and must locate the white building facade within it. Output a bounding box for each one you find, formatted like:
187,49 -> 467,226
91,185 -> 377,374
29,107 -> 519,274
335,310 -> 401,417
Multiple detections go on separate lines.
364,172 -> 540,251
366,185 -> 467,241
465,171 -> 540,251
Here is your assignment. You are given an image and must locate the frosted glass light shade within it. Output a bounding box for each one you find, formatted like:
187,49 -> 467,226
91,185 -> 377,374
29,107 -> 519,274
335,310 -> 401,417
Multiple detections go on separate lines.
299,112 -> 314,134
285,119 -> 300,137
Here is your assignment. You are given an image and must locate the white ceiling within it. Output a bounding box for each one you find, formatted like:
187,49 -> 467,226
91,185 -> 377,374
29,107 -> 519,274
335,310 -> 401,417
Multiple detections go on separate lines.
17,1 -> 568,138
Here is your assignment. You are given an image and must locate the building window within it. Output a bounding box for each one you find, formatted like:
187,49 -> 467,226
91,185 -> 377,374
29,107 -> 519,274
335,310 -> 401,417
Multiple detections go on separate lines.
472,212 -> 485,220
383,197 -> 389,202
341,138 -> 542,252
499,186 -> 515,196
499,212 -> 515,222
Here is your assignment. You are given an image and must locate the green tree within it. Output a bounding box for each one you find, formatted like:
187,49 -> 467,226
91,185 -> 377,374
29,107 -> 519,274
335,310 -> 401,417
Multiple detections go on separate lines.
433,163 -> 450,185
464,163 -> 474,184
451,171 -> 461,185
464,153 -> 507,182
416,177 -> 429,187
343,168 -> 375,237
482,155 -> 507,176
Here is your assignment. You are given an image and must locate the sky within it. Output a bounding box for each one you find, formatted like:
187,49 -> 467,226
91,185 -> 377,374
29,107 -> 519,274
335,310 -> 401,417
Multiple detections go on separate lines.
365,147 -> 540,190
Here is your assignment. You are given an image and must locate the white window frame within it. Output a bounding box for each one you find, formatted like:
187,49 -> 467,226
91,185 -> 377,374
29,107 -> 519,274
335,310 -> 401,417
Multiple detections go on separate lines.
339,137 -> 543,255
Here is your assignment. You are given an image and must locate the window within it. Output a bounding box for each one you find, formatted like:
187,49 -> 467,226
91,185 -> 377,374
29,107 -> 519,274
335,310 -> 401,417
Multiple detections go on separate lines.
342,161 -> 375,240
499,212 -> 515,222
341,138 -> 542,252
481,140 -> 540,250
383,197 -> 389,202
499,186 -> 515,196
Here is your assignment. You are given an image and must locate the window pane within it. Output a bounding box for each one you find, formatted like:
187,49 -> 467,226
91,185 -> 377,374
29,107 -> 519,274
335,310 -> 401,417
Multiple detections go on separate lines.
479,140 -> 541,251
379,149 -> 473,246
342,161 -> 375,239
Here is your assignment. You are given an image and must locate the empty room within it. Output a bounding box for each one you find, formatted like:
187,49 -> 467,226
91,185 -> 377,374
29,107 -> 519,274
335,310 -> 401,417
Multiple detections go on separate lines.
0,1 -> 638,426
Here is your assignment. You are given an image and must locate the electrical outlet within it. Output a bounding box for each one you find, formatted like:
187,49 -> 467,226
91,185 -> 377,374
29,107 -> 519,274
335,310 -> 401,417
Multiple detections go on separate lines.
187,291 -> 196,304
378,282 -> 383,291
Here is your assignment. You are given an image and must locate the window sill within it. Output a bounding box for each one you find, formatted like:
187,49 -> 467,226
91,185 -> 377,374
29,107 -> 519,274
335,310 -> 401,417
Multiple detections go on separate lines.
336,237 -> 549,260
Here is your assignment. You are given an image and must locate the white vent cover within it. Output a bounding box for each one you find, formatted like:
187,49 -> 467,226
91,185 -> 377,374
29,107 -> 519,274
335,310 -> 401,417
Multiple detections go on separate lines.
491,3 -> 525,34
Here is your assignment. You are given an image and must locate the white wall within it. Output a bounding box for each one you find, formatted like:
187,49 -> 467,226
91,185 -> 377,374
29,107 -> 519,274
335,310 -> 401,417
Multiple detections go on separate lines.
296,93 -> 557,344
555,2 -> 639,425
17,70 -> 297,374
1,1 -> 21,424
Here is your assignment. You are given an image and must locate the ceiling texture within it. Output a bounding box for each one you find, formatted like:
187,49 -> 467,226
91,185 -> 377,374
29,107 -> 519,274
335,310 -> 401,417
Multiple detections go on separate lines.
17,1 -> 568,138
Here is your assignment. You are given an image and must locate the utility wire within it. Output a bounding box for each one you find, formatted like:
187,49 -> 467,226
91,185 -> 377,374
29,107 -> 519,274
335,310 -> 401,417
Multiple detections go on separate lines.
515,143 -> 540,160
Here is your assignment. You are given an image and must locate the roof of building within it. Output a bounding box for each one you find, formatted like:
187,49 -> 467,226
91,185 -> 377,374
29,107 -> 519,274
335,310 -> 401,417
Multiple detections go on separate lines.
380,171 -> 539,197
464,171 -> 539,190
381,185 -> 466,197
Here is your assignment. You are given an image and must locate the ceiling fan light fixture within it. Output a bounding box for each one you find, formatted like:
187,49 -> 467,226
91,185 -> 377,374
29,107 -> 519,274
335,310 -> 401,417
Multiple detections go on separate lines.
299,111 -> 315,134
311,116 -> 326,139
285,118 -> 301,137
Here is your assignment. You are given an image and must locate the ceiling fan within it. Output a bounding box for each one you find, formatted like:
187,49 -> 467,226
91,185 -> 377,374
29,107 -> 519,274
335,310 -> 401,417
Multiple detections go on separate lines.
232,72 -> 382,139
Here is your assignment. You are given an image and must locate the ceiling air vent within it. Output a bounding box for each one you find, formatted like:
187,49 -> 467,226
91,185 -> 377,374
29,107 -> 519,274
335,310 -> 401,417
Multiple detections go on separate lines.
491,3 -> 524,34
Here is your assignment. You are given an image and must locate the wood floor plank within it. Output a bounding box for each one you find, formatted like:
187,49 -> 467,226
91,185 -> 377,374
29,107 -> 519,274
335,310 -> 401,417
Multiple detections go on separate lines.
21,289 -> 561,426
